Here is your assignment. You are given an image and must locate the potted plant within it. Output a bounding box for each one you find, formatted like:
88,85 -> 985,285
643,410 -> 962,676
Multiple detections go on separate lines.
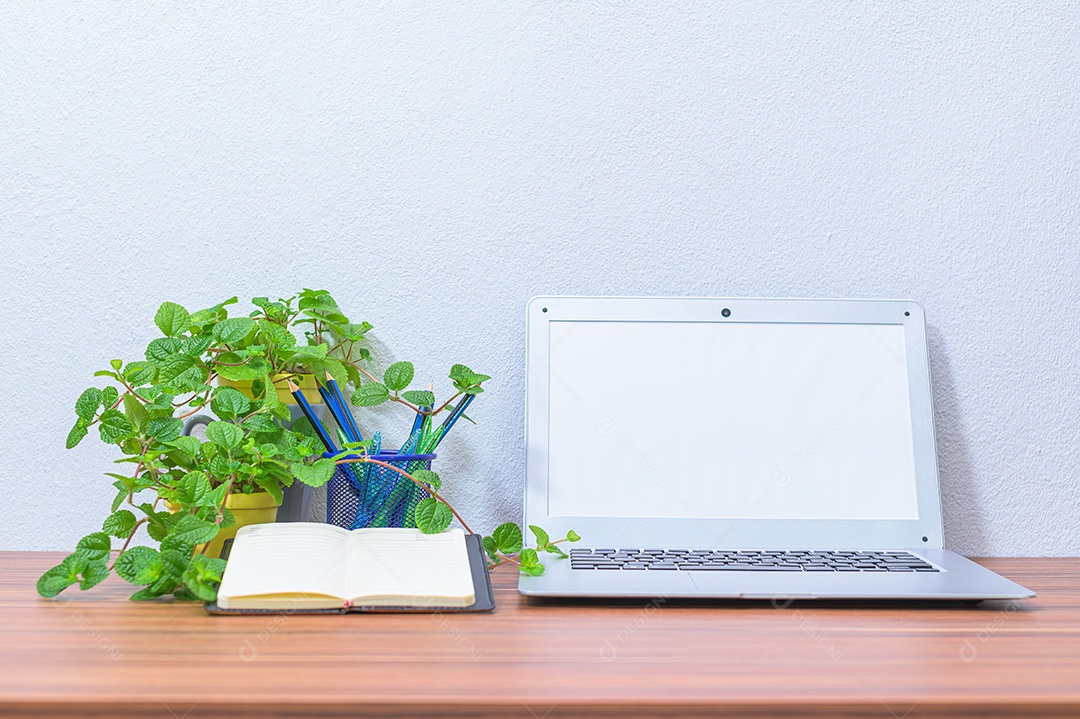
37,290 -> 578,603
36,291 -> 374,600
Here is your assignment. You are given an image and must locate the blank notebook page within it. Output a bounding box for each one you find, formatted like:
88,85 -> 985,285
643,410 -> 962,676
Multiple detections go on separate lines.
348,528 -> 474,605
218,522 -> 351,600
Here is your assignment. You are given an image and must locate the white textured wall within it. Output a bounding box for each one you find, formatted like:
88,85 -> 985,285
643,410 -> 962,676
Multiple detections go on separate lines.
1,2 -> 1077,555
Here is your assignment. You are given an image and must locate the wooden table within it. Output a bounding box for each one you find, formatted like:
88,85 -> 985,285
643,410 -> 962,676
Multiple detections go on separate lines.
1,553 -> 1077,718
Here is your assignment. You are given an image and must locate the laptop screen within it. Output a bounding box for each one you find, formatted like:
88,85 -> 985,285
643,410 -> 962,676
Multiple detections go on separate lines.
546,320 -> 920,521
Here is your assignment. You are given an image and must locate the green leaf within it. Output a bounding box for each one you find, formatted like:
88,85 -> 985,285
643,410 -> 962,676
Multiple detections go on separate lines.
129,576 -> 176,600
182,335 -> 214,358
254,475 -> 285,504
36,554 -> 84,597
401,390 -> 435,406
351,382 -> 390,407
154,301 -> 190,337
481,535 -> 500,563
145,511 -> 175,542
121,393 -> 149,433
193,553 -> 226,581
159,549 -> 190,579
221,357 -> 272,382
160,532 -> 194,557
182,554 -> 226,602
170,514 -> 220,546
270,401 -> 291,422
146,337 -> 183,362
518,546 -> 544,574
189,296 -> 238,328
146,417 -> 182,443
101,386 -> 119,408
341,439 -> 372,453
79,559 -> 110,590
74,388 -> 103,421
529,525 -> 550,549
414,498 -> 453,534
208,453 -> 235,477
256,320 -> 296,348
212,317 -> 255,345
383,361 -> 415,392
284,344 -> 329,362
411,469 -> 441,491
297,288 -> 342,314
518,548 -> 545,576
546,544 -> 569,558
566,530 -> 581,542
449,364 -> 490,388
462,386 -> 485,395
449,364 -> 473,384
66,421 -> 88,449
242,413 -> 278,433
291,458 -> 336,488
205,421 -> 243,450
177,471 -> 213,507
102,509 -> 137,538
492,522 -> 523,554
75,532 -> 112,561
123,361 -> 157,386
110,358 -> 123,371
110,488 -> 126,513
308,357 -> 348,388
520,562 -> 545,577
143,396 -> 176,414
219,506 -> 236,529
155,353 -> 197,382
164,435 -> 201,459
211,386 -> 251,419
289,417 -> 317,443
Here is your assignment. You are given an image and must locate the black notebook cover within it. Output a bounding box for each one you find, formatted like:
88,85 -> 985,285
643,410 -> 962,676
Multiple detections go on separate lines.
205,532 -> 495,615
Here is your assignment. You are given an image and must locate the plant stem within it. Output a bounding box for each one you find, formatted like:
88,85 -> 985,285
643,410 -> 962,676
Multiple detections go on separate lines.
487,552 -> 522,571
109,518 -> 148,570
429,390 -> 465,417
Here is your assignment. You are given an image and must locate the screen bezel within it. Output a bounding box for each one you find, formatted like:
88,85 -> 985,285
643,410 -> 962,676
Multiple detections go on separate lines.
523,297 -> 944,549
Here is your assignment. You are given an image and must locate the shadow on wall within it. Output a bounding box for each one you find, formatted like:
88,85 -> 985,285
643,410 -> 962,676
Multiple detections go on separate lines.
927,325 -> 987,555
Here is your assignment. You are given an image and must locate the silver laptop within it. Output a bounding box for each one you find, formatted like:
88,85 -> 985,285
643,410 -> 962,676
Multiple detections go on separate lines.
519,297 -> 1033,601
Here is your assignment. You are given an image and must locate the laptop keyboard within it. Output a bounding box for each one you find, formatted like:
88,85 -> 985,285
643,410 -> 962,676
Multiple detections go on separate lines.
569,548 -> 940,572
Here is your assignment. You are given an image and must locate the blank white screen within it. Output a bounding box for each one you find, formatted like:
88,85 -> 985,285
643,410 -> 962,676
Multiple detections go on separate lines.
547,321 -> 919,520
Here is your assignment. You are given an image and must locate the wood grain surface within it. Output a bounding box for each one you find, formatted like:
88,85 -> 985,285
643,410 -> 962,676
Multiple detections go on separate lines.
0,553 -> 1077,719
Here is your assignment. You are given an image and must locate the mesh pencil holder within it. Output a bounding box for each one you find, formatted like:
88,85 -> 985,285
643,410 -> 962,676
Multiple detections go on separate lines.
325,451 -> 436,530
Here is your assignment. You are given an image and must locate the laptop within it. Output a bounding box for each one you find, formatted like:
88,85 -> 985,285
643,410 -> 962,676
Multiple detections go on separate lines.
519,297 -> 1034,601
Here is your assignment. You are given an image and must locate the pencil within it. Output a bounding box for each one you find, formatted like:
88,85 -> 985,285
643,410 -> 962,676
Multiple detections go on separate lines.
431,393 -> 475,450
287,379 -> 338,453
317,383 -> 356,443
324,371 -> 363,443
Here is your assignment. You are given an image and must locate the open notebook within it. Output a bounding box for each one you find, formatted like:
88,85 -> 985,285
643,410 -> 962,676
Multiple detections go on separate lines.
210,523 -> 493,613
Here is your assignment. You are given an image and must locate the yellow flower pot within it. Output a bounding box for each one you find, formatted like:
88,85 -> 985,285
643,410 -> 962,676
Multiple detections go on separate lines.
218,373 -> 322,406
167,491 -> 282,559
